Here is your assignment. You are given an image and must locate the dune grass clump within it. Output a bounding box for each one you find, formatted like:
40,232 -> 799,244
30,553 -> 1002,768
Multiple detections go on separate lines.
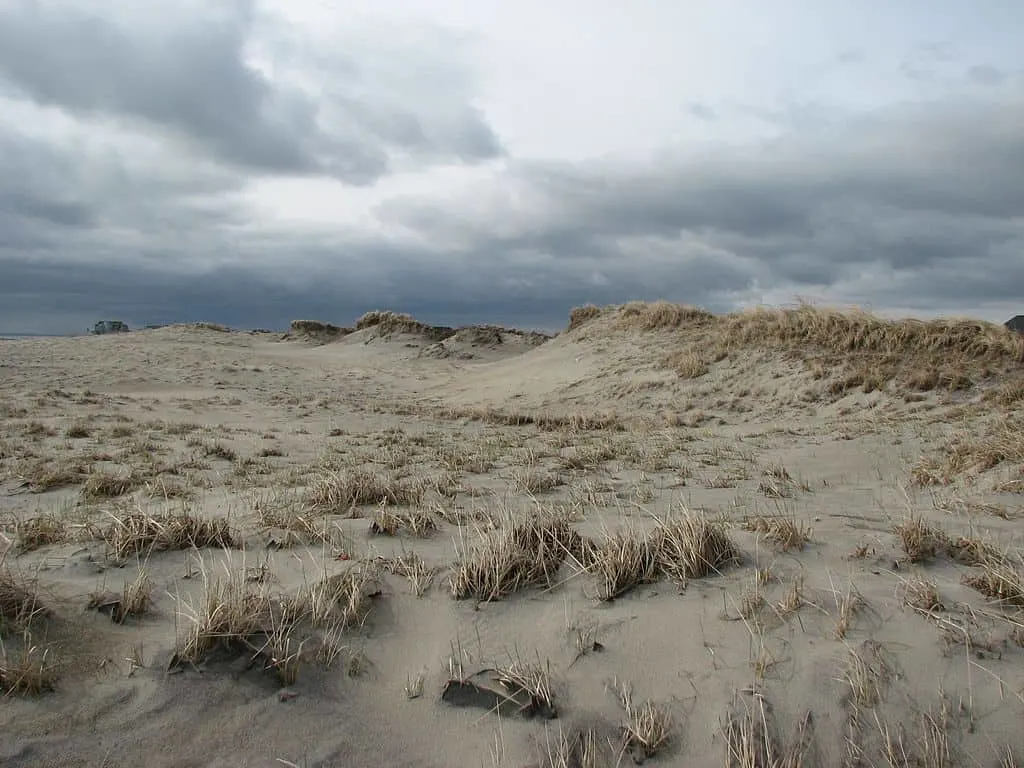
0,639 -> 57,695
962,560 -> 1024,607
912,416 -> 1024,486
1,567 -> 47,635
449,512 -> 584,601
893,515 -> 947,563
567,304 -> 604,331
439,405 -> 622,432
369,503 -> 437,537
653,513 -> 741,582
1,564 -> 56,695
174,559 -> 378,684
305,469 -> 427,513
614,680 -> 673,761
615,300 -> 714,331
103,510 -> 237,560
14,512 -> 68,553
81,470 -> 138,500
663,349 -> 710,379
723,692 -> 814,768
741,515 -> 812,552
17,459 -> 88,493
289,320 -> 351,338
589,526 -> 661,602
590,512 -> 740,600
88,567 -> 153,624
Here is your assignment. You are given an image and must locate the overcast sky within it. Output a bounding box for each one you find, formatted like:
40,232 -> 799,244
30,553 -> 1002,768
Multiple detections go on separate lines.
1,0 -> 1022,334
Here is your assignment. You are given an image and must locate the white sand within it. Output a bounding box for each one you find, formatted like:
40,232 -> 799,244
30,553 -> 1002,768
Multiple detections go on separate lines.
1,311 -> 1022,767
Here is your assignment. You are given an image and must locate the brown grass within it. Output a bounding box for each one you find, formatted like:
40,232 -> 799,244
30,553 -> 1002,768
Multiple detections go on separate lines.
614,679 -> 673,761
588,511 -> 740,600
567,304 -> 603,331
13,512 -> 68,553
902,575 -> 943,614
449,511 -> 585,601
741,515 -> 812,552
724,691 -> 814,768
893,515 -> 946,563
962,560 -> 1024,607
912,415 -> 1024,485
103,510 -> 237,560
439,405 -> 622,431
614,300 -> 714,331
1,567 -> 47,636
0,637 -> 57,695
370,503 -> 437,537
174,559 -> 377,684
305,469 -> 427,512
664,349 -> 709,379
592,302 -> 1024,399
81,470 -> 138,500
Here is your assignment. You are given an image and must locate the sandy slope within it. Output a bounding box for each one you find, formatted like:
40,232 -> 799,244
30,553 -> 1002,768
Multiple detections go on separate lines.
1,307 -> 1023,768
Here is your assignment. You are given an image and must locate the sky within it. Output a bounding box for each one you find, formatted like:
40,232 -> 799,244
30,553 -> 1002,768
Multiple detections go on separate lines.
1,0 -> 1022,334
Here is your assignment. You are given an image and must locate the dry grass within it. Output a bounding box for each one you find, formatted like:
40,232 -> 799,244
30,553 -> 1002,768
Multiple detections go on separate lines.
449,511 -> 584,602
494,654 -> 556,718
439,405 -> 622,432
0,636 -> 57,695
370,504 -> 437,537
13,512 -> 68,553
594,302 -> 1024,400
724,691 -> 814,768
15,459 -> 88,492
614,679 -> 673,761
653,512 -> 741,586
614,300 -> 714,331
912,415 -> 1024,486
1,567 -> 47,636
174,558 -> 378,684
103,510 -> 237,560
305,469 -> 427,513
893,515 -> 946,563
901,576 -> 943,614
385,552 -> 436,597
664,349 -> 709,379
81,470 -> 138,500
741,515 -> 812,552
88,567 -> 153,624
588,525 -> 661,602
962,560 -> 1024,607
587,511 -> 740,600
567,304 -> 603,331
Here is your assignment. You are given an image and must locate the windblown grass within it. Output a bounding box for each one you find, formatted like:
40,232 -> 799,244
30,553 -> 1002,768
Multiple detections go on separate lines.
174,557 -> 378,684
103,510 -> 237,560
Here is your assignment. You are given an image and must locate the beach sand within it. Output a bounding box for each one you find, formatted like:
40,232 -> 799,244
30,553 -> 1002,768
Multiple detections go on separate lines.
1,303 -> 1023,768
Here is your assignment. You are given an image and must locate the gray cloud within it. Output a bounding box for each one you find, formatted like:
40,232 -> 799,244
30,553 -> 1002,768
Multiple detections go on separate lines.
0,0 -> 503,183
376,84 -> 1024,318
0,3 -> 1021,334
967,64 -> 1006,86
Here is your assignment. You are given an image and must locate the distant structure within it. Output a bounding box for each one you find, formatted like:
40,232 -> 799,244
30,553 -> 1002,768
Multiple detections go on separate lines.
90,320 -> 130,335
1006,316 -> 1024,334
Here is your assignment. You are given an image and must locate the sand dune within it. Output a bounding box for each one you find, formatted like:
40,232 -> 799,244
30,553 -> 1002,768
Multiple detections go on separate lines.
1,303 -> 1023,767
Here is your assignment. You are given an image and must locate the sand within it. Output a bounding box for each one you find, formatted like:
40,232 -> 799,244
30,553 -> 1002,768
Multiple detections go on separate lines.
1,304 -> 1023,768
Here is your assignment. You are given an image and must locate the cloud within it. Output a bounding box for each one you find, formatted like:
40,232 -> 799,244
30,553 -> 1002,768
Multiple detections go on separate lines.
376,82 -> 1024,319
0,2 -> 1021,334
0,0 -> 503,183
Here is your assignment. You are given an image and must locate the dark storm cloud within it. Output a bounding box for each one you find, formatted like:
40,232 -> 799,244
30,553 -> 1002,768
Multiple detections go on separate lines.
0,0 -> 503,184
